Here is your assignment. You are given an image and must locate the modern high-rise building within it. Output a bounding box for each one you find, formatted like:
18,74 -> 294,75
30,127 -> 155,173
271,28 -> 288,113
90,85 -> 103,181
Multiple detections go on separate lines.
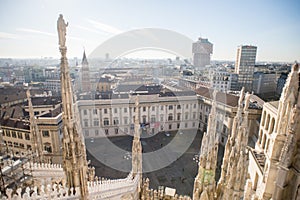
192,37 -> 213,69
235,45 -> 257,92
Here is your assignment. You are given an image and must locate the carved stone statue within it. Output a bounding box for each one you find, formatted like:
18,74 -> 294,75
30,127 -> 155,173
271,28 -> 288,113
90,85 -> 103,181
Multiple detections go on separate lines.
57,14 -> 68,47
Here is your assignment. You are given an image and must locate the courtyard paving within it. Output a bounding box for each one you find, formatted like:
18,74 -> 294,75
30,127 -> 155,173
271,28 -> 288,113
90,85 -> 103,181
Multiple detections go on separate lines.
86,129 -> 224,196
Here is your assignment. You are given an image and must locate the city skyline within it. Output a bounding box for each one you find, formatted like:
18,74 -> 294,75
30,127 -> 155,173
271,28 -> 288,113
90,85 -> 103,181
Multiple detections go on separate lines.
0,0 -> 299,62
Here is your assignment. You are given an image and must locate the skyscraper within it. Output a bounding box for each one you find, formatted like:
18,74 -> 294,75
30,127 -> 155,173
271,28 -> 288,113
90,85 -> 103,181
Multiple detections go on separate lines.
192,37 -> 213,69
235,45 -> 257,92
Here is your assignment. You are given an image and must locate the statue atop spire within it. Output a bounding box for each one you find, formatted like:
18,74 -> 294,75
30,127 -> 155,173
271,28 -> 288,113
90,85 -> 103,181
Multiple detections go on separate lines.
57,14 -> 89,200
57,14 -> 68,48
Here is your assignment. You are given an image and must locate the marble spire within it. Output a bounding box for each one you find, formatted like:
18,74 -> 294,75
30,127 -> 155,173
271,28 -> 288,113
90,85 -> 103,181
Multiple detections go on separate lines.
272,63 -> 300,200
217,88 -> 250,200
26,89 -> 44,163
132,95 -> 143,192
57,14 -> 89,200
274,63 -> 299,136
193,89 -> 218,200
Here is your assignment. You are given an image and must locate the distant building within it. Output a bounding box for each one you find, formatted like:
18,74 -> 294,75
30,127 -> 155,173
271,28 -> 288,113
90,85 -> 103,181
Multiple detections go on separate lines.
192,38 -> 213,69
229,73 -> 239,91
208,68 -> 231,92
252,72 -> 277,94
0,95 -> 63,164
235,45 -> 257,92
44,79 -> 61,93
276,72 -> 288,95
81,51 -> 91,92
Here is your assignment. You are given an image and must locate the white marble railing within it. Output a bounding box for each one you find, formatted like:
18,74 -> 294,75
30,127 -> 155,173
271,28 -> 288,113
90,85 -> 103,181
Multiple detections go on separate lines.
1,184 -> 81,200
88,171 -> 139,200
24,162 -> 65,179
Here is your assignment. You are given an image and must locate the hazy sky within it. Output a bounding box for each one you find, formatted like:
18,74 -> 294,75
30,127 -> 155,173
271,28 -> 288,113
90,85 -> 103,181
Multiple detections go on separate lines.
0,0 -> 299,62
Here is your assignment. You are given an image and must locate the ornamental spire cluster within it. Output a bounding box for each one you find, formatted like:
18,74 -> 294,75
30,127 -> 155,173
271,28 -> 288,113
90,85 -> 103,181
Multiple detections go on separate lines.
26,89 -> 44,163
217,88 -> 251,200
132,95 -> 143,192
193,89 -> 218,200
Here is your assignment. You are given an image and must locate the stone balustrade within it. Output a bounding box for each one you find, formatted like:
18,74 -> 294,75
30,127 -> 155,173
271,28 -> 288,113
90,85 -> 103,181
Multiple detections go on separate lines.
24,162 -> 65,179
1,184 -> 81,200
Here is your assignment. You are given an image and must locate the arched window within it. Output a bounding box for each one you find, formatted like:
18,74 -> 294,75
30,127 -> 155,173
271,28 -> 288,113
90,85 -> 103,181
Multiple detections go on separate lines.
269,118 -> 275,134
265,114 -> 270,131
262,134 -> 267,149
168,114 -> 173,121
261,110 -> 266,126
258,130 -> 263,144
44,143 -> 52,153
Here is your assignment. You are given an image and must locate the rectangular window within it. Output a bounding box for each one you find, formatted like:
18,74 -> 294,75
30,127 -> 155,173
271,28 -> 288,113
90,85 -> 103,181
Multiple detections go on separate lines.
93,109 -> 98,114
83,109 -> 87,115
193,104 -> 196,109
115,128 -> 118,134
192,122 -> 196,127
94,120 -> 99,126
152,106 -> 155,111
84,120 -> 88,127
12,131 -> 16,138
124,108 -> 127,113
177,105 -> 181,109
186,104 -> 189,109
185,113 -> 188,120
105,129 -> 109,135
161,106 -> 164,111
160,115 -> 164,122
169,124 -> 172,130
103,118 -> 109,126
151,116 -> 156,123
185,122 -> 188,128
168,115 -> 173,121
124,117 -> 128,125
143,107 -> 146,112
142,116 -> 147,124
200,114 -> 203,121
42,130 -> 50,137
177,123 -> 180,129
25,133 -> 30,140
104,108 -> 108,114
169,105 -> 173,110
17,132 -> 23,139
6,130 -> 11,137
177,114 -> 181,121
114,108 -> 118,113
44,145 -> 52,153
113,118 -> 119,125
95,130 -> 99,136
